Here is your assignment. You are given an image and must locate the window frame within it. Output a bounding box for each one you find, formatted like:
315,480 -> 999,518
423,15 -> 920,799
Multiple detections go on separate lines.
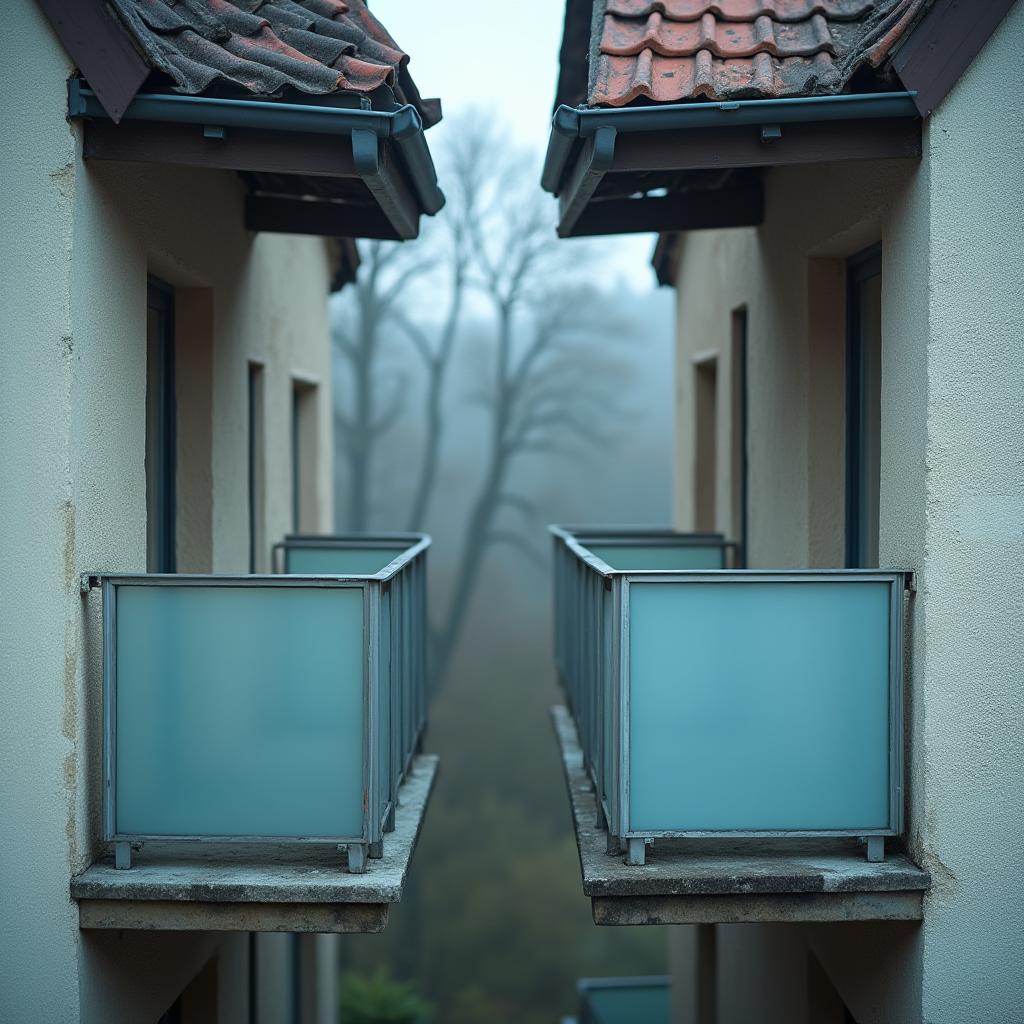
146,276 -> 177,574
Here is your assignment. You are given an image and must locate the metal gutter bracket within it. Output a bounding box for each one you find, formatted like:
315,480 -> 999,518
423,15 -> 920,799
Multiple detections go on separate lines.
352,128 -> 419,241
557,125 -> 617,239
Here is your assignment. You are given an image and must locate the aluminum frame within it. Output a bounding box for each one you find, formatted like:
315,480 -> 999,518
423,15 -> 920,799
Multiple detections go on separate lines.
550,526 -> 911,851
98,573 -> 378,849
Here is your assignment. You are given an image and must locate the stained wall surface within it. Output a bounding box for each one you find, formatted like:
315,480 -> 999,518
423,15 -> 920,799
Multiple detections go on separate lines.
0,2 -> 336,1019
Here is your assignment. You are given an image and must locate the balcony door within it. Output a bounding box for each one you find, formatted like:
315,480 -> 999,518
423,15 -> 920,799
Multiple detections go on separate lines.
146,277 -> 177,573
845,246 -> 881,568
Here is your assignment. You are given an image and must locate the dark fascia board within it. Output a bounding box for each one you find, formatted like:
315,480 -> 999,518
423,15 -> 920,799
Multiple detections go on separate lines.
892,0 -> 1018,117
651,233 -> 682,288
69,81 -> 444,240
330,238 -> 362,292
36,0 -> 148,122
553,0 -> 599,112
542,92 -> 921,237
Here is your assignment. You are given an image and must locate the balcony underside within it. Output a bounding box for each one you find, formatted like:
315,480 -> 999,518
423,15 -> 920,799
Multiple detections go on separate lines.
71,754 -> 437,934
552,707 -> 929,926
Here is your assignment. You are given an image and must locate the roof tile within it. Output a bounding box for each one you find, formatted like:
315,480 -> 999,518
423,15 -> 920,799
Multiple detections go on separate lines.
111,0 -> 415,102
590,0 -> 925,106
601,11 -> 839,58
604,0 -> 875,20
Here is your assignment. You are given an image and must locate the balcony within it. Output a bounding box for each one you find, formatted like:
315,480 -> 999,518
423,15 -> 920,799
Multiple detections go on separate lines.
72,534 -> 435,933
551,526 -> 929,926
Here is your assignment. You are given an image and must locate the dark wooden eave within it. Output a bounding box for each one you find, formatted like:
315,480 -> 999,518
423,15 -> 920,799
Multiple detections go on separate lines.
542,94 -> 922,239
69,84 -> 444,240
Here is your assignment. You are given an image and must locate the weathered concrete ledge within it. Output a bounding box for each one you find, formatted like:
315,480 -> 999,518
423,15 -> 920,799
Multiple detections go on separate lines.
71,754 -> 438,933
551,706 -> 929,926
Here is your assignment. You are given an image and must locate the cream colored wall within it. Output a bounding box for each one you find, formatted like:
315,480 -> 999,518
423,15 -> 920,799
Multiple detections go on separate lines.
672,159 -> 913,568
0,2 -> 335,1021
669,7 -> 1024,1022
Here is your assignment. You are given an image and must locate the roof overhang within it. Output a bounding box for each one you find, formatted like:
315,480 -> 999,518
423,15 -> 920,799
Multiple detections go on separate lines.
69,81 -> 445,241
541,91 -> 921,239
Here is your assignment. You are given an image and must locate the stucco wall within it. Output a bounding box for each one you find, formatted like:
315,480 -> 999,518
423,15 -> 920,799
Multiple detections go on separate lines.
669,5 -> 1023,1021
0,2 -> 335,1020
911,5 -> 1024,1018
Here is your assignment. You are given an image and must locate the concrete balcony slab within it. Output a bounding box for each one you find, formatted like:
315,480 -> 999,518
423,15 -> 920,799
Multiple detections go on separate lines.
71,754 -> 438,933
552,706 -> 929,926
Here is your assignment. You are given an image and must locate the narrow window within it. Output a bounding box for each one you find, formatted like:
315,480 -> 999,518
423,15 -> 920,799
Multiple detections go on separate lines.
694,356 -> 718,533
248,363 -> 266,572
146,277 -> 177,573
291,380 -> 319,534
730,308 -> 749,566
845,245 -> 882,568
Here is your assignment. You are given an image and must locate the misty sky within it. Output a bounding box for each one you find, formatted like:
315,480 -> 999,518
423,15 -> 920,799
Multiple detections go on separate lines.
372,0 -> 659,291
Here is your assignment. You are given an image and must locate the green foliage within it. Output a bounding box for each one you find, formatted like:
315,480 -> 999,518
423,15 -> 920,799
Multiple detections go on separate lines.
339,970 -> 432,1024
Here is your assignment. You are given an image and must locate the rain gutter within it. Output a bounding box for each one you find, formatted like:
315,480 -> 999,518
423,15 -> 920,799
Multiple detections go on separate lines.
69,80 -> 445,229
541,91 -> 920,196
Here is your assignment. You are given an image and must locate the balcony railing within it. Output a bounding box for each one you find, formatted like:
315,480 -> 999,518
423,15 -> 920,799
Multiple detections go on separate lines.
88,533 -> 428,874
551,526 -> 910,866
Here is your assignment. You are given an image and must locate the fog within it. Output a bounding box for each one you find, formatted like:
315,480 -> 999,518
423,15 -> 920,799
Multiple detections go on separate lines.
329,209 -> 676,1019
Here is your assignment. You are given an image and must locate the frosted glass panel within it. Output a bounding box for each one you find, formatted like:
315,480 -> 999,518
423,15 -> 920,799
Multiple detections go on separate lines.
629,580 -> 891,832
586,986 -> 669,1024
115,584 -> 365,838
285,546 -> 405,575
589,544 -> 726,570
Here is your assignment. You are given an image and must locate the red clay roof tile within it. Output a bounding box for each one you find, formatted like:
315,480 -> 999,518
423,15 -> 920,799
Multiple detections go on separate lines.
590,0 -> 926,106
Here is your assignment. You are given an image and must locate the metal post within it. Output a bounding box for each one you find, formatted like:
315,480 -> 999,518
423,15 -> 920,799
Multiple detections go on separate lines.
866,836 -> 885,862
346,843 -> 368,874
626,837 -> 646,866
114,841 -> 132,870
368,840 -> 384,860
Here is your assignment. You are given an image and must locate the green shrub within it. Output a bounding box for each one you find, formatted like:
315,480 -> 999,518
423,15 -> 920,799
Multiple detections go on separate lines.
339,970 -> 432,1024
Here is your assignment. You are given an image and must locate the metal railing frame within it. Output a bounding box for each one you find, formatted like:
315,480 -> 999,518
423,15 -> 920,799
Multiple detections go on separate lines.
550,526 -> 910,865
85,533 -> 430,873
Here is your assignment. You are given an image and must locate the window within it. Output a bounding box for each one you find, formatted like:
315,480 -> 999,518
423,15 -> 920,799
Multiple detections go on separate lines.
248,363 -> 266,573
694,356 -> 718,533
845,245 -> 882,568
291,380 -> 319,534
146,277 -> 177,573
730,308 -> 749,566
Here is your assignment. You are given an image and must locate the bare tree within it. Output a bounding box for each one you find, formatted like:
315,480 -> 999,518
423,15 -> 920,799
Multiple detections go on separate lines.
332,116 -> 628,685
428,132 -> 624,683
